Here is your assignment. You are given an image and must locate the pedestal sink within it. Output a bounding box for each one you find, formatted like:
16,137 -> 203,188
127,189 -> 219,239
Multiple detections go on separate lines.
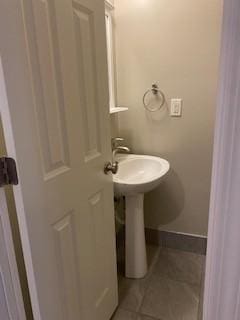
114,154 -> 170,279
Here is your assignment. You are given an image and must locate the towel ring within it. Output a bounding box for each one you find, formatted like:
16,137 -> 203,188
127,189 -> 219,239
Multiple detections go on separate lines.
143,84 -> 165,112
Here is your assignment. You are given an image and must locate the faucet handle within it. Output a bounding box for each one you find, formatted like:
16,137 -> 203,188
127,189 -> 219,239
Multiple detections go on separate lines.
112,137 -> 124,142
111,137 -> 124,148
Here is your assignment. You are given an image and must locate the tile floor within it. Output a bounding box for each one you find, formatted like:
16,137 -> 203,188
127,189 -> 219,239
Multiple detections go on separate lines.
111,245 -> 205,320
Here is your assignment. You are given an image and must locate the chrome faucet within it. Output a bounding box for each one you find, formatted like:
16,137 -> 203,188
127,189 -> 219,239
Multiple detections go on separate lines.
113,146 -> 130,159
104,137 -> 130,175
112,137 -> 130,160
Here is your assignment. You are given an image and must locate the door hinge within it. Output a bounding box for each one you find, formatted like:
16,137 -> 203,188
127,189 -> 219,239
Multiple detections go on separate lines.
0,157 -> 19,187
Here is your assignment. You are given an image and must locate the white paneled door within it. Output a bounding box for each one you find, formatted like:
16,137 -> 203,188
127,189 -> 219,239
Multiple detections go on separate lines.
0,0 -> 118,319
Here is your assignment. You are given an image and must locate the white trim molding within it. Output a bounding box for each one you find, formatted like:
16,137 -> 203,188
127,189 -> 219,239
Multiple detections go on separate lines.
204,0 -> 240,319
105,0 -> 114,11
105,2 -> 117,111
110,106 -> 128,114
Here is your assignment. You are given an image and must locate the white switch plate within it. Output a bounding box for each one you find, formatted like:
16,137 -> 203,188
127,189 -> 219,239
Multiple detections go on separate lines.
171,99 -> 182,117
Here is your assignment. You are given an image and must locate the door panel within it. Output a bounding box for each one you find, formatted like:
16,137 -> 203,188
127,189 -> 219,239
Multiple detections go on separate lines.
53,213 -> 81,319
73,3 -> 102,160
89,190 -> 110,307
28,0 -> 71,178
0,0 -> 117,319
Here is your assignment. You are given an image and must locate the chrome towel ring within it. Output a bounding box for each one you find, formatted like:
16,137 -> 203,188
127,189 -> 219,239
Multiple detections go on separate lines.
143,83 -> 165,112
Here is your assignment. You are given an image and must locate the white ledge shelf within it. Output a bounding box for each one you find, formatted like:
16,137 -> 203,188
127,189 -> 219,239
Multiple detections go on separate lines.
110,107 -> 128,114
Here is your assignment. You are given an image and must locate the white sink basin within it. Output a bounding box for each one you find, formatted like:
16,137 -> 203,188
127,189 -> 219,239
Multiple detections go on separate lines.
114,154 -> 170,195
113,154 -> 170,279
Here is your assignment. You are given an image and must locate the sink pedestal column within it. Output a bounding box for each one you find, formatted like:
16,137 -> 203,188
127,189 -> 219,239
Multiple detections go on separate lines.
125,194 -> 147,278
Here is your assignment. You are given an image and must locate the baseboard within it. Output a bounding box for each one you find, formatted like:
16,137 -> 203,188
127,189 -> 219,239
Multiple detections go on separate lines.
145,228 -> 207,255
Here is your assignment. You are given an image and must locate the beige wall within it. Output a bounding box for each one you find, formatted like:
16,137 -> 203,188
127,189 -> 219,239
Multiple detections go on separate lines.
113,0 -> 223,236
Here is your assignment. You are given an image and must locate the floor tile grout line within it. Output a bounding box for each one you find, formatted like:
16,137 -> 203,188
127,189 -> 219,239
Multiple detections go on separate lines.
152,247 -> 204,286
116,245 -> 204,319
150,272 -> 203,288
138,271 -> 155,314
112,307 -> 162,320
138,276 -> 201,319
135,247 -> 162,314
197,295 -> 202,320
197,257 -> 206,320
138,310 -> 163,320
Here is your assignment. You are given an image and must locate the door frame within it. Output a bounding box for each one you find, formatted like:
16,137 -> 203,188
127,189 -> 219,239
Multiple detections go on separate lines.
203,0 -> 240,318
0,0 -> 240,319
0,189 -> 26,320
0,46 -> 42,319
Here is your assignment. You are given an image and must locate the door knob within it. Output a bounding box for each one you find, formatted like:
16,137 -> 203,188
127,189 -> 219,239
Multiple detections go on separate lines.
104,161 -> 118,174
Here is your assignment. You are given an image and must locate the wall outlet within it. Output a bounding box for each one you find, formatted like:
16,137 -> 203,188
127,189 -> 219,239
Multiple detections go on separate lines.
171,99 -> 182,117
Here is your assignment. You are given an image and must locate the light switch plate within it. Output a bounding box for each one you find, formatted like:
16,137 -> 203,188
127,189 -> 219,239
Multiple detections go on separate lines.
171,99 -> 182,117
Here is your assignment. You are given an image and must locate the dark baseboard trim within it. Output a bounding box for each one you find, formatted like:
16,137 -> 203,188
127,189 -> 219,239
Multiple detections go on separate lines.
145,228 -> 207,255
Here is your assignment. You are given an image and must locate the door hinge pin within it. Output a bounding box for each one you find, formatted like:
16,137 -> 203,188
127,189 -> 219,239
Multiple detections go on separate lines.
0,157 -> 19,187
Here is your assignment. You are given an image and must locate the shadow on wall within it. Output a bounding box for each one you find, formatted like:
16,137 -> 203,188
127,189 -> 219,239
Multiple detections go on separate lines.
117,101 -> 171,155
144,168 -> 185,228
